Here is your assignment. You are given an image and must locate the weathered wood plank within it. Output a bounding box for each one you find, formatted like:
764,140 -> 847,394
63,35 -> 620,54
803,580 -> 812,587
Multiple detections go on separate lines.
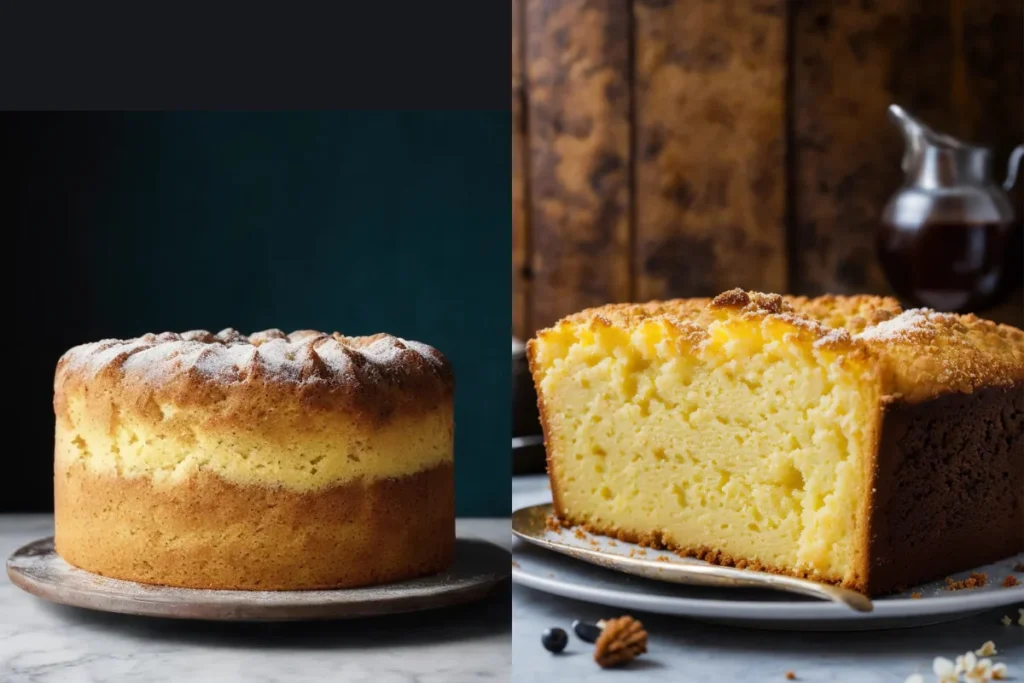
633,0 -> 788,301
525,0 -> 632,331
960,0 -> 1023,323
512,0 -> 530,339
791,0 -> 957,296
955,0 -> 1022,151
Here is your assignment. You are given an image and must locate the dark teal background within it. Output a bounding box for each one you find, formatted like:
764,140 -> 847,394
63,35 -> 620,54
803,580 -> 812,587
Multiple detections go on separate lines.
10,111 -> 510,516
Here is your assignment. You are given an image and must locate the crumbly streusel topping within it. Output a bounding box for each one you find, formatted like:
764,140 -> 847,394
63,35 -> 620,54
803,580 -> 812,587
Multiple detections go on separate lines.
537,289 -> 1024,404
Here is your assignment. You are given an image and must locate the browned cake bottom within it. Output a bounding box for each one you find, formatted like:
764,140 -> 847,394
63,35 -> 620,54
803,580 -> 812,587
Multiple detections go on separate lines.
54,462 -> 455,590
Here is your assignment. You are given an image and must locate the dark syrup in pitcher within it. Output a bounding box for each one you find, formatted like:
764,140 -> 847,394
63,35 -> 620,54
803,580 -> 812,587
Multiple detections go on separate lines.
877,218 -> 1020,312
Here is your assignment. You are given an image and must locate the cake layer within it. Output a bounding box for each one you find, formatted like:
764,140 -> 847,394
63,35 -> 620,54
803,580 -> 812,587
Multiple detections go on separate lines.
55,395 -> 452,489
55,461 -> 455,590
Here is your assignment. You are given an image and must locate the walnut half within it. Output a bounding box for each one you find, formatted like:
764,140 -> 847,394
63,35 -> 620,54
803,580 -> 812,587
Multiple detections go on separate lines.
594,616 -> 648,668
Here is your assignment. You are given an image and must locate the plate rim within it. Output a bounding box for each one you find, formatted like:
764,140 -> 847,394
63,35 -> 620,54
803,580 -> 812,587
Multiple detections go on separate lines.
511,559 -> 1024,620
8,535 -> 511,621
509,481 -> 1024,622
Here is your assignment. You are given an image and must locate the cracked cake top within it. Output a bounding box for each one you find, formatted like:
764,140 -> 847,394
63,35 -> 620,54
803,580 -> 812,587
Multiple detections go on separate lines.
55,329 -> 454,426
533,289 -> 1024,403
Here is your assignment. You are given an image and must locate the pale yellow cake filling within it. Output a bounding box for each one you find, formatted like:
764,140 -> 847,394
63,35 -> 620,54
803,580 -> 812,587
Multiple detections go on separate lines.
55,398 -> 453,491
534,316 -> 881,584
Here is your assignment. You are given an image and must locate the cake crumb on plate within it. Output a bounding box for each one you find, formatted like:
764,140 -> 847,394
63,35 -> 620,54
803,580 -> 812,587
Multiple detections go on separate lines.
944,572 -> 988,591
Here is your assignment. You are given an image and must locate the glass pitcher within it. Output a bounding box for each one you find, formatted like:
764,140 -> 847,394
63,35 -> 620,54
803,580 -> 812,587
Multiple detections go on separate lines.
878,104 -> 1023,312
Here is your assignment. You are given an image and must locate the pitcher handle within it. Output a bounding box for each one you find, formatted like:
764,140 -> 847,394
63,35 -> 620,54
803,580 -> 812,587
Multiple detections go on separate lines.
1005,145 -> 1024,191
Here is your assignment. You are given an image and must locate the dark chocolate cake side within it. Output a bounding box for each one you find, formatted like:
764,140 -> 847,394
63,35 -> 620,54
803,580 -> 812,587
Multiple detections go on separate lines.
866,383 -> 1024,595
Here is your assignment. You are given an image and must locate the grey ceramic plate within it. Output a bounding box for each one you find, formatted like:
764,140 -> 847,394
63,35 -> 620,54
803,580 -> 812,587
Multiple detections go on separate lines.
8,537 -> 510,621
511,475 -> 1024,631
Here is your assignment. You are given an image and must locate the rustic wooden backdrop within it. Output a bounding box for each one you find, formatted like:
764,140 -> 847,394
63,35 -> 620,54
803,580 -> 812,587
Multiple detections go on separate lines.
512,0 -> 1023,338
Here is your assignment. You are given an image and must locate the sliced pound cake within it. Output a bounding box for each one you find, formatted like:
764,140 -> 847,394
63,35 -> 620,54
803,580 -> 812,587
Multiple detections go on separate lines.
528,290 -> 1023,595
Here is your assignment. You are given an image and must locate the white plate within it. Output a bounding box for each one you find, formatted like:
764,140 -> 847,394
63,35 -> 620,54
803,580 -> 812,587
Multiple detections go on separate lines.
511,475 -> 1024,630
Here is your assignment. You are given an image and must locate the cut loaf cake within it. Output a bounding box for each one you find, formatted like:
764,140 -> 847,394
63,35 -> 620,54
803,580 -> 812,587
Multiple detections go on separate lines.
528,290 -> 1023,595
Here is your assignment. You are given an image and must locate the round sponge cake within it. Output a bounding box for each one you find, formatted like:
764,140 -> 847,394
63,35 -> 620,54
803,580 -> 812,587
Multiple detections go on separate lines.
53,328 -> 455,590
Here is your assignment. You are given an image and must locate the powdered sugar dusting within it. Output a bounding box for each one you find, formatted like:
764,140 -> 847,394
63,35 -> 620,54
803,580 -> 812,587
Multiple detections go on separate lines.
813,327 -> 852,348
59,330 -> 448,386
856,308 -> 951,343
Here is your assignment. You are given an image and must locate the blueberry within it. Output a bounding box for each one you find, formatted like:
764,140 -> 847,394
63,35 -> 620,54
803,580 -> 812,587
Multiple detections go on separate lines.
572,619 -> 603,643
542,627 -> 568,653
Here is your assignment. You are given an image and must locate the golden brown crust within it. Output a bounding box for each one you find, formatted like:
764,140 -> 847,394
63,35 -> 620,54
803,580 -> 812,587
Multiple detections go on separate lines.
857,309 -> 1024,403
528,339 -> 566,515
55,462 -> 455,590
54,329 -> 454,430
783,293 -> 903,333
532,289 -> 1024,403
565,515 -> 866,592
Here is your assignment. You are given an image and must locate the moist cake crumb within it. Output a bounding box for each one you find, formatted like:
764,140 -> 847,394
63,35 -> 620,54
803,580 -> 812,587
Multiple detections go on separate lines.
785,672 -> 796,680
545,516 -> 563,533
945,572 -> 988,591
1012,562 -> 1024,572
1001,615 -> 1012,626
655,556 -> 669,563
574,529 -> 587,540
1002,575 -> 1020,588
911,592 -> 922,599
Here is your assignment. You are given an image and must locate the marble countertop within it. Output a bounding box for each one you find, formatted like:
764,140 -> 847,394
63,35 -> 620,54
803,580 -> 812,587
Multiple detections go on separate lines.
511,476 -> 1024,683
1,515 -> 511,683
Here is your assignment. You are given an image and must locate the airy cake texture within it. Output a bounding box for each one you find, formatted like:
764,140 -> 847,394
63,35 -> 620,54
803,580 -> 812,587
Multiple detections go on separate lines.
54,328 -> 455,590
529,290 -> 1023,595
